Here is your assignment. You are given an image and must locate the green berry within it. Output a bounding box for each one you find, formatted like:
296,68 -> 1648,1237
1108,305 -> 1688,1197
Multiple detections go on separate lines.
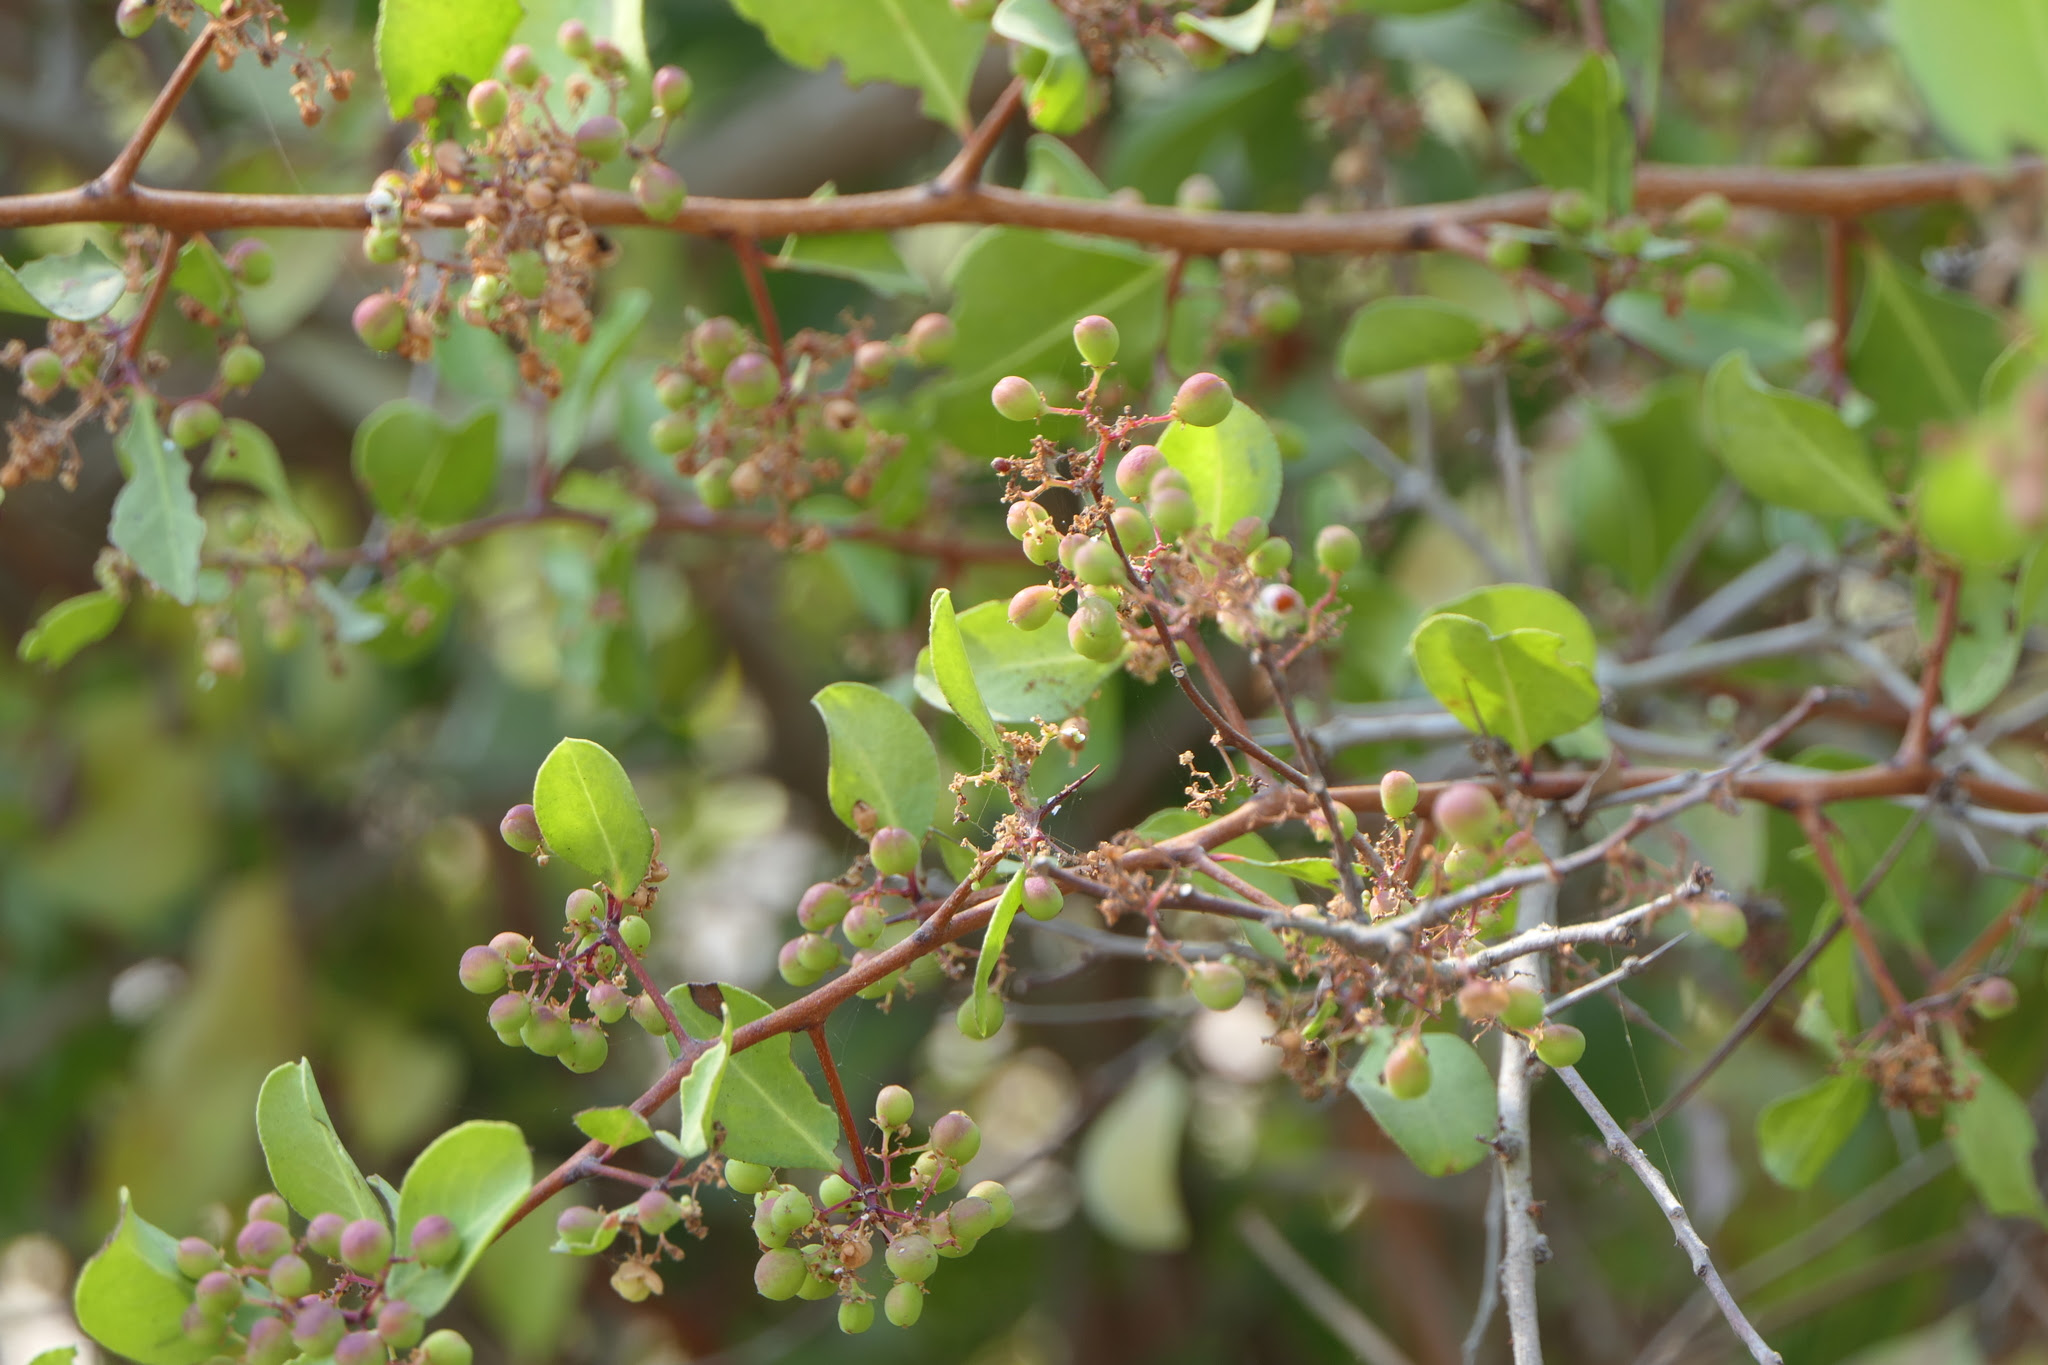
630,992 -> 668,1034
421,1330 -> 471,1365
168,400 -> 222,449
693,317 -> 746,373
618,915 -> 651,954
649,413 -> 693,456
1009,584 -> 1060,631
174,1237 -> 222,1280
268,1253 -> 312,1300
339,1218 -> 393,1276
1247,535 -> 1293,577
843,901 -> 885,949
521,1003 -> 572,1056
251,1196 -> 290,1226
555,1206 -> 604,1246
335,1330 -> 389,1365
1683,262 -> 1735,311
228,240 -> 275,286
219,344 -> 264,390
304,1213 -> 346,1259
1021,874 -> 1062,922
633,163 -> 687,223
1250,286 -> 1302,333
1006,500 -> 1050,539
770,1188 -> 814,1235
854,340 -> 896,381
565,887 -> 604,927
376,1301 -> 424,1350
1172,372 -> 1233,427
116,0 -> 157,40
796,1265 -> 836,1300
362,226 -> 403,265
1383,1036 -> 1432,1100
1176,173 -> 1222,213
1486,233 -> 1532,271
1548,187 -> 1597,233
1068,595 -> 1124,663
352,292 -> 407,353
466,79 -> 509,129
1148,485 -> 1196,541
501,44 -> 540,87
1056,532 -> 1088,573
723,352 -> 780,409
1606,217 -> 1651,256
247,1316 -> 294,1365
969,1180 -> 1013,1228
1073,537 -> 1125,587
506,250 -> 546,299
885,1280 -> 925,1326
886,1234 -> 939,1283
875,1084 -> 915,1128
911,1149 -> 958,1192
1444,844 -> 1490,887
755,1247 -> 806,1300
839,1298 -> 875,1334
1689,897 -> 1749,949
20,347 -> 62,394
410,1213 -> 460,1267
653,65 -> 694,117
235,1219 -> 291,1267
795,933 -> 839,973
798,882 -> 852,931
727,1159 -> 775,1194
195,1269 -> 242,1318
500,808 -> 541,862
458,945 -> 508,995
635,1190 -> 682,1235
1675,191 -> 1731,236
957,994 -> 1003,1040
561,1021 -> 609,1073
870,826 -> 920,878
557,18 -> 593,58
949,1195 -> 998,1243
1315,524 -> 1362,576
1073,314 -> 1120,368
1534,1023 -> 1587,1068
930,1110 -> 981,1163
1189,961 -> 1246,1011
991,375 -> 1044,422
1022,522 -> 1062,566
696,456 -> 735,509
654,371 -> 697,410
1377,770 -> 1417,821
1501,984 -> 1545,1032
906,313 -> 956,367
1434,782 -> 1501,848
294,1304 -> 347,1356
1116,444 -> 1166,500
490,931 -> 532,964
1973,977 -> 2019,1019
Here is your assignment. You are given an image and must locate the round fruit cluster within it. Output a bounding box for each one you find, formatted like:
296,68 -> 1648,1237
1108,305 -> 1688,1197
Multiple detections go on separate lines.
156,1191 -> 473,1365
458,803 -> 669,1071
776,825 -> 955,997
723,1089 -> 1012,1333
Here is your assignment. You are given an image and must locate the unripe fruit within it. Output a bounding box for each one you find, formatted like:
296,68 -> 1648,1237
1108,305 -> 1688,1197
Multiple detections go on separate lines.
1534,1023 -> 1586,1068
1111,504 -> 1156,550
336,1330 -> 389,1365
770,1188 -> 814,1235
1251,286 -> 1303,333
565,887 -> 605,928
486,993 -> 532,1042
689,315 -> 747,373
1501,984 -> 1546,1032
629,992 -> 668,1035
723,352 -> 779,409
1486,233 -> 1532,271
422,1329 -> 473,1365
1974,976 -> 2019,1019
839,1298 -> 875,1334
870,826 -> 920,878
1117,444 -> 1166,499
1434,782 -> 1501,848
353,292 -> 406,353
294,1303 -> 347,1356
1458,977 -> 1511,1021
1006,499 -> 1049,539
268,1253 -> 313,1300
1068,595 -> 1124,662
117,0 -> 157,39
21,348 -> 62,394
798,882 -> 852,931
795,1264 -> 836,1300
654,371 -> 697,410
466,79 -> 509,129
957,994 -> 1003,1040
618,915 -> 651,954
1366,771 -> 1417,824
561,1021 -> 609,1073
1548,187 -> 1596,233
649,415 -> 692,458
168,400 -> 222,449
1173,372 -> 1233,427
653,65 -> 694,116
555,1206 -> 604,1248
794,933 -> 839,973
755,1247 -> 806,1300
174,1237 -> 222,1280
1056,532 -> 1088,573
991,375 -> 1044,421
725,1158 -> 775,1195
558,19 -> 593,59
874,1084 -> 915,1129
885,1279 -> 925,1326
506,249 -> 546,299
930,1110 -> 981,1163
854,340 -> 896,381
339,1218 -> 393,1275
363,226 -> 403,265
1189,960 -> 1246,1011
1022,522 -> 1061,565
490,931 -> 532,964
633,163 -> 687,223
1149,485 -> 1196,541
500,806 -> 542,860
965,1181 -> 1012,1230
1384,1036 -> 1432,1100
247,1315 -> 294,1365
1315,524 -> 1362,576
229,239 -> 275,285
1255,582 -> 1306,634
235,1219 -> 291,1268
1675,191 -> 1730,236
886,1233 -> 939,1283
1021,874 -> 1063,921
635,1189 -> 682,1235
911,1148 -> 958,1192
219,344 -> 264,390
1247,535 -> 1293,577
1444,844 -> 1490,887
1073,537 -> 1125,587
1683,262 -> 1735,311
458,945 -> 508,995
195,1269 -> 243,1317
1177,173 -> 1222,212
1009,584 -> 1060,631
521,1003 -> 571,1056
410,1213 -> 460,1267
1073,314 -> 1120,367
1606,217 -> 1651,256
843,900 -> 885,948
906,313 -> 956,367
304,1212 -> 346,1259
696,457 -> 735,509
180,1304 -> 224,1347
376,1301 -> 424,1350
1689,897 -> 1749,949
501,44 -> 540,86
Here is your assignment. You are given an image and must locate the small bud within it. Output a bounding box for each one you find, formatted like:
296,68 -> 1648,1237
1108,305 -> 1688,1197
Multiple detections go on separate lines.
228,239 -> 275,286
501,44 -> 541,87
268,1252 -> 313,1300
339,1218 -> 393,1275
1008,584 -> 1061,631
235,1219 -> 291,1268
1434,782 -> 1501,848
1972,976 -> 2020,1019
219,344 -> 265,390
991,375 -> 1044,422
376,1300 -> 425,1350
653,65 -> 694,116
557,19 -> 593,59
1116,444 -> 1166,500
1250,286 -> 1302,333
1486,232 -> 1532,271
611,1260 -> 662,1303
574,115 -> 627,162
335,1330 -> 390,1365
839,1298 -> 875,1334
1315,524 -> 1362,576
1501,984 -> 1545,1032
755,1247 -> 806,1300
885,1233 -> 939,1283
1247,535 -> 1293,577
1021,874 -> 1063,921
1189,961 -> 1246,1011
617,914 -> 651,954
1172,372 -> 1233,427
870,826 -> 920,878
632,163 -> 687,223
1383,1036 -> 1432,1100
304,1212 -> 346,1259
1534,1023 -> 1587,1068
906,313 -> 957,367
886,1279 -> 925,1327
1688,897 -> 1749,949
722,352 -> 780,409
352,292 -> 407,353
466,79 -> 509,129
168,400 -> 222,449
1073,314 -> 1120,368
1148,485 -> 1196,541
116,0 -> 157,39
1548,187 -> 1596,233
930,1110 -> 981,1163
875,1084 -> 915,1128
1176,173 -> 1222,213
1675,191 -> 1730,236
1068,595 -> 1124,663
458,945 -> 508,995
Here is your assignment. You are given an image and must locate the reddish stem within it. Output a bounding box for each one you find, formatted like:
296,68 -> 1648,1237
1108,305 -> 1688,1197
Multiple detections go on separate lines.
808,1025 -> 875,1188
97,24 -> 220,198
731,235 -> 785,373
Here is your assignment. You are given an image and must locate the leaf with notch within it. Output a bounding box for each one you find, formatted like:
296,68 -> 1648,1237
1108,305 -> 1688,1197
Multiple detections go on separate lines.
532,737 -> 653,895
73,1190 -> 210,1365
994,0 -> 1097,133
1408,613 -> 1601,757
255,1059 -> 385,1225
666,983 -> 841,1170
812,681 -> 943,835
670,1004 -> 735,1160
1176,0 -> 1275,52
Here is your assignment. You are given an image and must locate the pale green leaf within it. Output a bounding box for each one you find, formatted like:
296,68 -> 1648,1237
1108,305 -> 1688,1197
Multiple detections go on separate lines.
1602,0 -> 1662,126
1156,399 -> 1282,532
255,1059 -> 386,1226
1426,583 -> 1596,670
1346,1029 -> 1497,1177
1757,1071 -> 1871,1189
913,599 -> 1119,723
1408,613 -> 1601,756
993,0 -> 1096,134
811,681 -> 943,834
73,1191 -> 209,1365
385,1121 -> 534,1316
1703,352 -> 1901,526
1886,0 -> 2048,161
0,243 -> 126,321
1947,1049 -> 2048,1223
532,737 -> 654,895
1078,1060 -> 1189,1250
1336,296 -> 1488,379
352,400 -> 500,525
574,1106 -> 654,1149
374,0 -> 524,118
1512,52 -> 1633,217
18,591 -> 124,670
928,588 -> 1003,753
733,0 -> 987,131
1023,133 -> 1109,198
1848,247 -> 2008,436
110,393 -> 207,606
667,984 -> 841,1170
1175,0 -> 1276,53
673,1006 -> 735,1160
967,868 -> 1030,1037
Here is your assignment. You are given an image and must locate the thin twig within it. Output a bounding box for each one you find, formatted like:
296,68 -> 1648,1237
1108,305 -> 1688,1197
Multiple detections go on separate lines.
807,1024 -> 873,1187
1257,646 -> 1368,914
1492,370 -> 1547,586
1463,1163 -> 1504,1365
1553,1066 -> 1783,1365
122,231 -> 184,370
1543,934 -> 1689,1017
1498,812 -> 1563,1365
731,235 -> 785,372
937,77 -> 1026,190
95,23 -> 219,197
1353,426 -> 1522,582
1800,804 -> 1908,1015
1900,563 -> 1962,767
1237,1208 -> 1421,1365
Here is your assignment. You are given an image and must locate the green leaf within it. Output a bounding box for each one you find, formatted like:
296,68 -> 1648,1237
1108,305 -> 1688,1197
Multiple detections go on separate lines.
255,1059 -> 386,1226
1175,0 -> 1275,53
1077,1060 -> 1190,1251
1703,353 -> 1901,526
666,984 -> 841,1170
1917,434 -> 2034,568
0,243 -> 126,321
779,191 -> 924,297
936,228 -> 1168,455
1946,1048 -> 2048,1223
1848,248 -> 2009,437
1567,380 -> 1722,592
1512,52 -> 1633,218
672,1006 -> 735,1160
1408,614 -> 1601,757
374,0 -> 524,118
811,681 -> 943,835
352,400 -> 499,525
1213,853 -> 1343,888
967,868 -> 1030,1036
1346,1029 -> 1497,1177
170,238 -> 238,320
928,589 -> 1003,753
205,419 -> 299,515
548,288 -> 651,466
993,0 -> 1097,134
1605,251 -> 1807,371
1156,399 -> 1282,532
1886,0 -> 2048,162
532,738 -> 654,895
1427,583 -> 1596,669
574,1106 -> 654,1149
1757,1071 -> 1871,1189
74,1191 -> 209,1365
1336,296 -> 1489,379
28,1349 -> 77,1365
1602,0 -> 1662,127
18,590 -> 124,669
1023,133 -> 1110,199
110,393 -> 207,606
732,0 -> 987,131
912,599 -> 1119,723
385,1120 -> 533,1317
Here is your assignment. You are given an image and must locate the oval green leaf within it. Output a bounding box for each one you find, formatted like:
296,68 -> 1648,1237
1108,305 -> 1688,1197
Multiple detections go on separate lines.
1947,1049 -> 2048,1222
532,737 -> 654,896
18,590 -> 124,670
928,588 -> 1002,753
1703,352 -> 1901,527
1756,1071 -> 1871,1190
811,681 -> 942,835
1511,52 -> 1633,217
74,1191 -> 209,1365
111,393 -> 206,606
913,599 -> 1119,723
1156,399 -> 1282,533
1346,1028 -> 1497,1177
255,1058 -> 386,1226
1078,1060 -> 1190,1251
0,243 -> 127,322
384,1120 -> 533,1317
1408,613 -> 1601,757
352,400 -> 500,525
1337,296 -> 1489,380
573,1106 -> 655,1149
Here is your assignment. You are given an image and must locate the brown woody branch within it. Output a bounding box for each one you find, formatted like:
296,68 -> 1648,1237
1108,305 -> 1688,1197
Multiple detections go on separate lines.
94,23 -> 219,198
